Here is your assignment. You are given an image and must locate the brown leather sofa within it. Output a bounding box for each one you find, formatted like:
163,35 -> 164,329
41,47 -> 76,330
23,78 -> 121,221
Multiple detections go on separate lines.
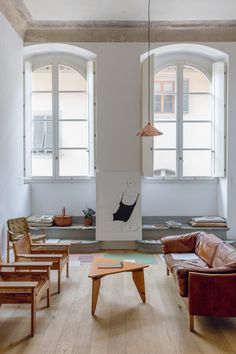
161,231 -> 236,331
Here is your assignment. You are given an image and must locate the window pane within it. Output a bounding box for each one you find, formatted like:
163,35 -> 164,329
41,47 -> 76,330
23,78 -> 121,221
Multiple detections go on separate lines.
59,149 -> 89,176
155,82 -> 161,91
163,95 -> 175,113
32,65 -> 52,91
153,150 -> 176,176
154,66 -> 176,93
154,66 -> 176,120
183,66 -> 211,93
154,122 -> 176,149
183,122 -> 211,149
183,150 -> 212,176
32,120 -> 52,149
183,80 -> 189,113
163,82 -> 174,92
183,93 -> 211,121
31,152 -> 53,177
32,93 -> 52,117
59,65 -> 87,91
59,92 -> 87,119
59,121 -> 88,148
154,95 -> 161,113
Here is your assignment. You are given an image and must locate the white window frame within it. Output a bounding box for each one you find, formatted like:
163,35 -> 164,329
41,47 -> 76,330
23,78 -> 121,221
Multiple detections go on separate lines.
141,55 -> 226,181
24,55 -> 96,182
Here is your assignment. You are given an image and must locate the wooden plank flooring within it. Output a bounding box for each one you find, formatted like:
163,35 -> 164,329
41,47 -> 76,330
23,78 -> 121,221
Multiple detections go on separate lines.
0,255 -> 236,354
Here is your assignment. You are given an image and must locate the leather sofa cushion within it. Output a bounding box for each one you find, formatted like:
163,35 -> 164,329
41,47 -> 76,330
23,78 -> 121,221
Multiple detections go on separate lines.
212,242 -> 236,268
195,232 -> 221,266
161,232 -> 199,254
164,254 -> 209,297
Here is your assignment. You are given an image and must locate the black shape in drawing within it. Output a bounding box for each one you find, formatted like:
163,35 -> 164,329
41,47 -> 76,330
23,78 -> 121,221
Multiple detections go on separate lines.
113,193 -> 139,222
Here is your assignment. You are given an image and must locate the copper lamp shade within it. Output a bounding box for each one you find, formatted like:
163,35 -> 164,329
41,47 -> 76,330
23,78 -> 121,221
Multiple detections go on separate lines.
136,122 -> 163,137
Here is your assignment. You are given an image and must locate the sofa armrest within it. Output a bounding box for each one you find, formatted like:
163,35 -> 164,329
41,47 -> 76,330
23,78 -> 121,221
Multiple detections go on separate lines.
161,232 -> 199,254
188,271 -> 236,317
177,265 -> 236,277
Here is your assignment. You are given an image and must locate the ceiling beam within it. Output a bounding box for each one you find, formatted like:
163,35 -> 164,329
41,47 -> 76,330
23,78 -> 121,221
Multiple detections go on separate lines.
1,0 -> 236,44
25,20 -> 236,42
0,0 -> 31,38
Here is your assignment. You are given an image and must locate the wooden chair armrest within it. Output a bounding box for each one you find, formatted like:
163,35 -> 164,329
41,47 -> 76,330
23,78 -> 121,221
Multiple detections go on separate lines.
31,244 -> 70,251
16,254 -> 63,262
0,281 -> 38,289
2,270 -> 49,278
31,249 -> 69,257
0,262 -> 52,270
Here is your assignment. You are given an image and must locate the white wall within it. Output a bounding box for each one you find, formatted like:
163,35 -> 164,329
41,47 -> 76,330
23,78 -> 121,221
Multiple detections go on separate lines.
0,13 -> 31,258
223,44 -> 236,238
29,42 -> 236,238
141,180 -> 218,216
30,181 -> 96,216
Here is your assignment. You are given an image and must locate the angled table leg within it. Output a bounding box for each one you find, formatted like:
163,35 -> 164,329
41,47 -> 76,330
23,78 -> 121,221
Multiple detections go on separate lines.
132,269 -> 146,303
91,277 -> 101,315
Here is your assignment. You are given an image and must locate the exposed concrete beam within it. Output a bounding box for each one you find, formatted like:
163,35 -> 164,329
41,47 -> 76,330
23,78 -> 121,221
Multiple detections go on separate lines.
0,0 -> 32,38
1,1 -> 236,44
24,20 -> 236,43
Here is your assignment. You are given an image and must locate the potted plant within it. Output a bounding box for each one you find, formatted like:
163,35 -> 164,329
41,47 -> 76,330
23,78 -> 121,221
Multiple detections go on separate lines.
82,207 -> 95,226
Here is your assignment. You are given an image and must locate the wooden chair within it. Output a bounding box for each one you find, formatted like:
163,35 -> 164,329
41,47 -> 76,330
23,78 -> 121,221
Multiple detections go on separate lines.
13,234 -> 70,294
7,217 -> 46,262
0,253 -> 52,337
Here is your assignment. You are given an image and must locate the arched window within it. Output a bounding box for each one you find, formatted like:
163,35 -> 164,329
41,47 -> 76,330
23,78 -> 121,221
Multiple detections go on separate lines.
24,55 -> 95,179
141,45 -> 226,179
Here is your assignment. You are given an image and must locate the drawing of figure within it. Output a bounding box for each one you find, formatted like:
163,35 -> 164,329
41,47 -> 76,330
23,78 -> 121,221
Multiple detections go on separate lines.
97,173 -> 141,237
111,177 -> 140,232
113,192 -> 139,222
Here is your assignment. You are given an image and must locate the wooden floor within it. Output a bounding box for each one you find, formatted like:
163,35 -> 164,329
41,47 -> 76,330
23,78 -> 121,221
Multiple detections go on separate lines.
0,255 -> 236,354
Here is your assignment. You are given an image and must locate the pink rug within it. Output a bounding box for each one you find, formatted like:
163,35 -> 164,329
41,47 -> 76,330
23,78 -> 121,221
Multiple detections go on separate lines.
70,254 -> 101,264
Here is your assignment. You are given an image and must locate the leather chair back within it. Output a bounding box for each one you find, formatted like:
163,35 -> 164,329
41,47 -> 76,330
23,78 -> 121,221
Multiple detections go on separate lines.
7,217 -> 29,242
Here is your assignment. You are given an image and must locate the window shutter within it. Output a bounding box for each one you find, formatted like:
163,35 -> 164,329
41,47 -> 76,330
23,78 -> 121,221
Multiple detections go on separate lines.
24,61 -> 32,177
141,54 -> 154,176
212,62 -> 225,177
87,60 -> 95,176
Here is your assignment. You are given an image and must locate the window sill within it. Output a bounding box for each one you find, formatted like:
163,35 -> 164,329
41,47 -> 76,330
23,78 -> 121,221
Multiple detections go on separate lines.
24,177 -> 96,184
24,176 -> 220,184
142,177 -> 219,183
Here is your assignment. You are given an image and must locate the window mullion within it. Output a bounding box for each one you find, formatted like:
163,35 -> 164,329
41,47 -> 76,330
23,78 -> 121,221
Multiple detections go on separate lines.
176,63 -> 183,179
52,63 -> 59,179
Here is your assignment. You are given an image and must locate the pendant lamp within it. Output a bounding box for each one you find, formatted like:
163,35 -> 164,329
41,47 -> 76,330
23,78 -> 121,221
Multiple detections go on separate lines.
136,0 -> 163,137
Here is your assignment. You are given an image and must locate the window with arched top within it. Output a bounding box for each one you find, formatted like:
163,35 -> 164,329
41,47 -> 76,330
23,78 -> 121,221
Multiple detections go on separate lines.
24,57 -> 95,179
141,49 -> 226,179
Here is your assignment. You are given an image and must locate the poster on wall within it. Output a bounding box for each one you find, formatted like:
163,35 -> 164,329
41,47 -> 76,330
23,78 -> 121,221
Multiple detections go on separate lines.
96,171 -> 142,241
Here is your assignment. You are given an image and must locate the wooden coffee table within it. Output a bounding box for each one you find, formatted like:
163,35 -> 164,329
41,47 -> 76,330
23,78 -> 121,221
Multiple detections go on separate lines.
88,257 -> 149,315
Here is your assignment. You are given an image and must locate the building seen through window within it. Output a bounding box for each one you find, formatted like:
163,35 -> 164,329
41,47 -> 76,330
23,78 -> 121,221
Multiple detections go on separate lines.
25,60 -> 94,179
153,65 -> 212,178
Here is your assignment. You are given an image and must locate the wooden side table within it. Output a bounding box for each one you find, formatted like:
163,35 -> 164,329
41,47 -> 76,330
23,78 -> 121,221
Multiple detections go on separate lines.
88,257 -> 149,315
